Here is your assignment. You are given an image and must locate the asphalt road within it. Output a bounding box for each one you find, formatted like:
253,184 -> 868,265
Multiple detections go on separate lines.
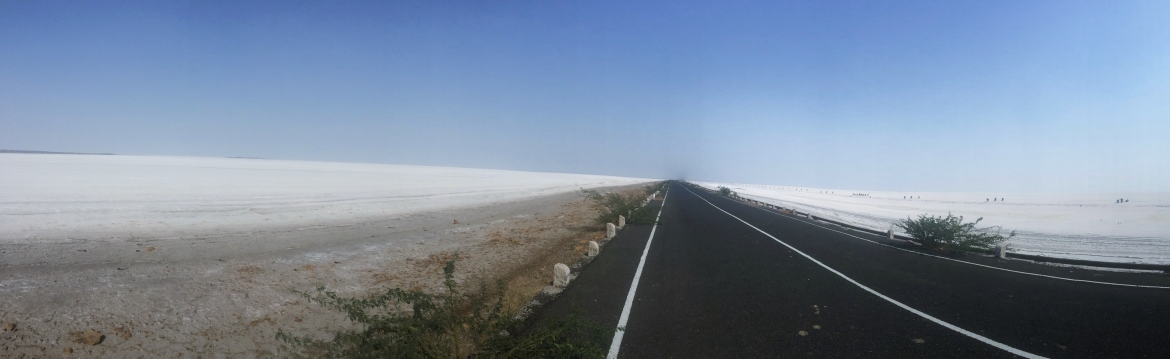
532,181 -> 1170,358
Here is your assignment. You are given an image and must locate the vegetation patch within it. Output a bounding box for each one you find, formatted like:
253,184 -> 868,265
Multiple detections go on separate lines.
277,260 -> 614,359
580,182 -> 666,225
896,213 -> 1015,254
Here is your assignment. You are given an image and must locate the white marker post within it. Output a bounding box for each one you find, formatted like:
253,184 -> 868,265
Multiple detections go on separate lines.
588,241 -> 600,257
619,215 -> 626,229
553,263 -> 571,288
607,223 -> 616,239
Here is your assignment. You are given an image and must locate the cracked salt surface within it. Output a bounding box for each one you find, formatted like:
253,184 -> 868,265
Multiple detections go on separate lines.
696,182 -> 1170,264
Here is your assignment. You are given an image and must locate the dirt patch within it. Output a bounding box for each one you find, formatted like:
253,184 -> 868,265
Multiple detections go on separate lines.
113,327 -> 132,340
466,199 -> 610,314
72,330 -> 105,346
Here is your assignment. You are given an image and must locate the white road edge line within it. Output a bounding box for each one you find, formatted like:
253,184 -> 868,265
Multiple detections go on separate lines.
728,191 -> 1170,289
606,189 -> 669,359
681,185 -> 1047,359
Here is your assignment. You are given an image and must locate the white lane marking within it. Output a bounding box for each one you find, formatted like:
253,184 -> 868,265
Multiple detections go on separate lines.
681,185 -> 1047,359
606,189 -> 669,359
724,190 -> 1170,289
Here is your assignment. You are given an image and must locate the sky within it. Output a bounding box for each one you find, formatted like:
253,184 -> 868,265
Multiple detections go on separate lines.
2,0 -> 1168,192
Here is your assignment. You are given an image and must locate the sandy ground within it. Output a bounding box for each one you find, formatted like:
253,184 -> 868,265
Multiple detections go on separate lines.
0,186 -> 634,358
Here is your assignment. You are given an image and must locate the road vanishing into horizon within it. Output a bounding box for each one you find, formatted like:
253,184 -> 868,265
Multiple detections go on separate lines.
532,181 -> 1170,358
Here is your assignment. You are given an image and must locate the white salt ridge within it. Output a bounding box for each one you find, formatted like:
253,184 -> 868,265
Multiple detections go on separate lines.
694,182 -> 1170,265
0,154 -> 651,244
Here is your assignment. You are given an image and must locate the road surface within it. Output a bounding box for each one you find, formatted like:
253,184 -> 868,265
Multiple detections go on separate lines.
532,181 -> 1170,358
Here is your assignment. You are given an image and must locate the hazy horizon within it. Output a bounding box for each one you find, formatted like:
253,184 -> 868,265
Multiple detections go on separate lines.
3,1 -> 1168,192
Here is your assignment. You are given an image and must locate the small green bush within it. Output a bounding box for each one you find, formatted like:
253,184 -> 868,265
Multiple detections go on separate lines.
895,213 -> 1015,254
644,182 -> 665,197
717,186 -> 732,196
277,260 -> 614,359
580,182 -> 664,225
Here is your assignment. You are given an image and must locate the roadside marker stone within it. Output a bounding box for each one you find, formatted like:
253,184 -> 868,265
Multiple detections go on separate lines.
995,245 -> 1006,259
607,223 -> 616,239
618,215 -> 626,229
888,229 -> 895,240
553,263 -> 570,288
588,241 -> 599,257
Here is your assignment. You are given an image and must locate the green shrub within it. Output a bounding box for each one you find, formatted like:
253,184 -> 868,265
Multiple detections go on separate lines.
895,213 -> 1015,254
643,182 -> 664,197
717,186 -> 732,196
277,260 -> 613,359
580,183 -> 663,225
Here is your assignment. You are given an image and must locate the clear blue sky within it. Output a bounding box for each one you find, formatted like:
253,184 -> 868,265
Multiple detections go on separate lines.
2,1 -> 1168,192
